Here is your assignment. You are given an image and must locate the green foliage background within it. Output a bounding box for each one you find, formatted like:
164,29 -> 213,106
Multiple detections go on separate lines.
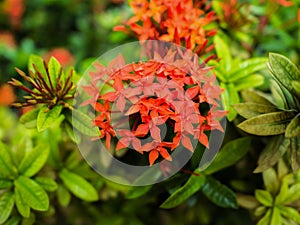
0,0 -> 299,225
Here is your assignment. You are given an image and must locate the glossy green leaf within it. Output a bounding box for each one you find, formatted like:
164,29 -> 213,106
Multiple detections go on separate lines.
160,171 -> 205,209
229,58 -> 268,82
269,53 -> 300,96
18,144 -> 49,177
14,187 -> 30,218
271,207 -> 282,225
233,103 -> 278,119
290,137 -> 300,172
291,81 -> 300,96
19,108 -> 39,128
28,55 -> 47,79
255,189 -> 273,206
262,168 -> 279,195
71,109 -> 100,137
275,174 -> 292,204
283,183 -> 300,204
234,74 -> 264,91
0,179 -> 13,189
221,83 -> 239,121
241,89 -> 274,106
257,209 -> 272,225
237,111 -> 296,136
14,176 -> 49,211
48,57 -> 62,88
13,137 -> 32,166
204,137 -> 252,175
202,176 -> 238,209
278,206 -> 300,224
59,169 -> 99,202
37,106 -> 63,132
0,142 -> 17,179
126,185 -> 152,199
214,36 -> 232,71
254,136 -> 288,173
254,206 -> 267,217
0,192 -> 14,224
285,114 -> 300,138
35,177 -> 58,192
271,80 -> 288,109
57,184 -> 71,207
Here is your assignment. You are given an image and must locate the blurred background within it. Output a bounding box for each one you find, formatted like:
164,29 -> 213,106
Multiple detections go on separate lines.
0,0 -> 298,224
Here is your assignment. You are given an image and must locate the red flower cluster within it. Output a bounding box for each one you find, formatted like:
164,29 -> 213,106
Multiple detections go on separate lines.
114,0 -> 217,62
82,46 -> 226,166
2,0 -> 25,28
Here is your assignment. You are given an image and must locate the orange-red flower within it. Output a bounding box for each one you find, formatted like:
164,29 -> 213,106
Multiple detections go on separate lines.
114,0 -> 217,61
43,48 -> 75,67
83,47 -> 226,166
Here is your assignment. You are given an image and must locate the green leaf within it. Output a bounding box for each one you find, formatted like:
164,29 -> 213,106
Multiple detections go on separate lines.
214,36 -> 232,71
234,74 -> 264,91
229,58 -> 268,82
275,174 -> 292,204
269,53 -> 300,96
221,83 -> 239,121
202,176 -> 238,209
35,177 -> 58,192
283,183 -> 300,204
18,144 -> 49,177
0,192 -> 14,224
57,184 -> 71,207
241,89 -> 275,106
291,81 -> 300,96
257,209 -> 272,225
37,106 -> 63,132
3,217 -> 21,225
236,194 -> 259,210
70,109 -> 100,137
14,176 -> 49,211
278,206 -> 300,224
19,108 -> 39,129
48,57 -> 62,88
0,142 -> 17,179
233,103 -> 278,119
254,136 -> 288,173
237,111 -> 296,136
254,206 -> 267,217
290,137 -> 300,173
271,80 -> 288,109
0,179 -> 13,189
262,168 -> 280,195
59,169 -> 99,202
255,189 -> 273,206
126,185 -> 152,199
21,213 -> 35,225
160,171 -> 205,209
203,137 -> 251,174
28,55 -> 47,79
271,207 -> 282,225
14,187 -> 30,218
285,114 -> 300,138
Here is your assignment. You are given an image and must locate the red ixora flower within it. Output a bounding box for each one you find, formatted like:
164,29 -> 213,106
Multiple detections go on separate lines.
114,0 -> 217,62
82,47 -> 226,166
